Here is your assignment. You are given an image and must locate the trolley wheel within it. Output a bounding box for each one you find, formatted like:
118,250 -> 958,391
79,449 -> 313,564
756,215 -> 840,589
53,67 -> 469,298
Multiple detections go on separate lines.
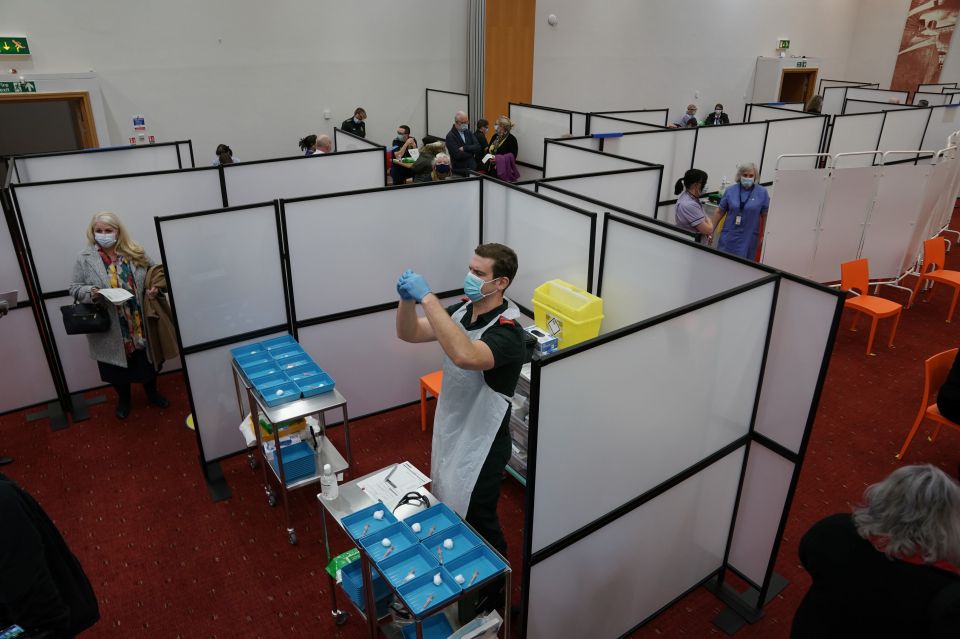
288,530 -> 298,545
333,610 -> 349,625
266,491 -> 277,507
248,455 -> 258,470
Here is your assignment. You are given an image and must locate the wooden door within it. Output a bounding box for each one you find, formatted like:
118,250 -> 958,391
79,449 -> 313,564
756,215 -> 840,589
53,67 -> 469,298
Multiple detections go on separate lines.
0,91 -> 98,156
483,0 -> 536,123
779,69 -> 818,105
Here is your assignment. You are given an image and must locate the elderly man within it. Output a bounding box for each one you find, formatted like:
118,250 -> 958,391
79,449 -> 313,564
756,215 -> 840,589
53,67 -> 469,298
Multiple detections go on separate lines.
314,135 -> 333,154
672,104 -> 698,127
445,111 -> 481,176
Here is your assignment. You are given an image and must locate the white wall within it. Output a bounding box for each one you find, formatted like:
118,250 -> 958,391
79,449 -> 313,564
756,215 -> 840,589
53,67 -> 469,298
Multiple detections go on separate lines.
3,0 -> 469,162
532,0 -> 860,123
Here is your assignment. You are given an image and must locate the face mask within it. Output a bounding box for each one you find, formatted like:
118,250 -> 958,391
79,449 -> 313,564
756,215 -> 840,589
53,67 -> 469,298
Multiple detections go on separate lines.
395,134 -> 405,142
459,123 -> 469,132
464,271 -> 497,302
715,109 -> 722,115
353,117 -> 362,125
740,177 -> 755,188
95,232 -> 117,248
436,164 -> 450,174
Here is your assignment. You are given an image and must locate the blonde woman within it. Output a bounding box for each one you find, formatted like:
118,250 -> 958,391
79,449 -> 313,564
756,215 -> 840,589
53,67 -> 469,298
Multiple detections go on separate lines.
432,153 -> 453,181
485,116 -> 518,166
69,212 -> 168,419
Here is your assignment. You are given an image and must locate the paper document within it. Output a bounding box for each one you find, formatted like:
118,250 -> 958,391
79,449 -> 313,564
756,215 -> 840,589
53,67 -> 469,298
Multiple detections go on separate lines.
407,147 -> 420,161
357,461 -> 430,505
481,153 -> 495,164
98,288 -> 133,304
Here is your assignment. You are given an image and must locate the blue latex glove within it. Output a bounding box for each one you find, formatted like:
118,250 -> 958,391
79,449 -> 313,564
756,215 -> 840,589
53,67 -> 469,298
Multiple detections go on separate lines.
399,271 -> 432,302
397,269 -> 415,300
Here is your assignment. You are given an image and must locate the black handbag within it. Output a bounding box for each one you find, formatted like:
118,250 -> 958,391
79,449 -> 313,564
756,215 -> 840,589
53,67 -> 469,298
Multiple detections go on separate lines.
60,291 -> 111,335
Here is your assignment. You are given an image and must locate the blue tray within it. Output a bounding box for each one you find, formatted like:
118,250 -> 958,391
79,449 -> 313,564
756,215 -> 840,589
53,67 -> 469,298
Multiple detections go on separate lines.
423,523 -> 482,565
270,344 -> 306,362
340,559 -> 393,616
361,522 -> 418,563
397,567 -> 461,616
234,352 -> 271,370
230,343 -> 265,360
400,613 -> 454,639
257,380 -> 301,407
260,334 -> 297,351
270,441 -> 316,483
296,372 -> 335,397
343,503 -> 398,541
379,545 -> 439,588
277,354 -> 314,372
285,362 -> 324,381
253,372 -> 290,390
443,545 -> 507,591
402,503 -> 459,541
243,361 -> 282,381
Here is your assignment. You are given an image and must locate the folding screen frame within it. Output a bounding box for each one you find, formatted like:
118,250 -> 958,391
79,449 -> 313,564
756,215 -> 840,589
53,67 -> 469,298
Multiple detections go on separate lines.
917,82 -> 958,94
841,98 -> 918,115
827,104 -> 935,166
586,109 -> 670,131
508,102 -> 590,171
425,88 -> 470,139
11,140 -> 196,184
518,213 -> 845,636
333,127 -> 385,152
743,103 -> 818,122
817,79 -> 877,95
820,83 -> 880,115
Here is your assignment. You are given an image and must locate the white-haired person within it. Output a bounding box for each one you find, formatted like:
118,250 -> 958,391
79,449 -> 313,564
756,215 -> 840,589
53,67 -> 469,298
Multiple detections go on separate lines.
792,464 -> 960,638
715,162 -> 769,261
69,212 -> 169,420
431,153 -> 453,181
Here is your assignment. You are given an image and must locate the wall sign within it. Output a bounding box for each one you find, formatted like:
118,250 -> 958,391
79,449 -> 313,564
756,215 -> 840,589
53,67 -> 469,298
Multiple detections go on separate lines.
0,81 -> 36,93
778,39 -> 791,49
0,37 -> 30,55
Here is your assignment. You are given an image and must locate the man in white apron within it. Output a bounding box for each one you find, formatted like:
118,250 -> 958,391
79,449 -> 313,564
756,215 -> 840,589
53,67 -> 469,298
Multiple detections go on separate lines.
395,243 -> 525,562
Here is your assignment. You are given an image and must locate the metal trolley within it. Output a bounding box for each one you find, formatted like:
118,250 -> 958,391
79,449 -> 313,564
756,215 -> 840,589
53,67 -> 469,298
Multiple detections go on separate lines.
232,360 -> 353,545
318,465 -> 512,638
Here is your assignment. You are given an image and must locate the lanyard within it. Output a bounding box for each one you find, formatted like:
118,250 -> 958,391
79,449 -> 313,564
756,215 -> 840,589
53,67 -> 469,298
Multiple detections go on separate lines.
739,186 -> 752,212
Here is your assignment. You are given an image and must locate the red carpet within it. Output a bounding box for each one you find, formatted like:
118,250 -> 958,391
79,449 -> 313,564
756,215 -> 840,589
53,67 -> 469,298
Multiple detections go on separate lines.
2,225 -> 960,638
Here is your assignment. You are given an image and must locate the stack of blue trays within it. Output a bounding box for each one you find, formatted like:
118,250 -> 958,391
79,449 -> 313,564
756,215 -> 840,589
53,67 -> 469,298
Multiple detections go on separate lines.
400,613 -> 454,639
340,559 -> 394,618
230,335 -> 336,406
270,441 -> 316,484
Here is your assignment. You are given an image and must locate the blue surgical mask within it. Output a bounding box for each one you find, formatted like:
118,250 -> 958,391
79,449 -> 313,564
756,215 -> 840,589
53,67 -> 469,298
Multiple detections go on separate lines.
459,123 -> 469,132
95,232 -> 117,248
740,177 -> 755,188
353,117 -> 362,125
464,271 -> 496,302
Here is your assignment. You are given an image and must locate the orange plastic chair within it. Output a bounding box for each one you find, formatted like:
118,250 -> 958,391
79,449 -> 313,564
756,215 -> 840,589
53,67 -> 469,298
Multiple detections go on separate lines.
840,258 -> 903,356
896,348 -> 960,460
910,237 -> 960,322
419,370 -> 443,432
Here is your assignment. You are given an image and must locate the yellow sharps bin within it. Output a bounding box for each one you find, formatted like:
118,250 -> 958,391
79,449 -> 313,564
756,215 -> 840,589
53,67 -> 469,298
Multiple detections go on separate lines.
532,280 -> 604,349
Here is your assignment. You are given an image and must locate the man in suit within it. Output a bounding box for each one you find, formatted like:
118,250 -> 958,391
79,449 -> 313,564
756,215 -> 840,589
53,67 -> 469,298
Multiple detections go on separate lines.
445,111 -> 481,176
704,103 -> 730,126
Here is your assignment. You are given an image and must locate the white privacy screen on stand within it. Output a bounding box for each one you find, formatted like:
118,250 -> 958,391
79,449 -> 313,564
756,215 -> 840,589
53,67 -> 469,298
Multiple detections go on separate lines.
879,109 -> 931,162
761,169 -> 830,279
177,142 -> 193,167
482,180 -> 593,306
588,115 -> 664,134
821,87 -> 849,115
531,281 -> 772,552
527,448 -> 744,639
604,130 -> 696,202
914,92 -> 949,106
286,181 -> 479,320
906,160 -> 951,268
509,104 -> 571,168
558,137 -> 601,151
540,170 -> 660,217
846,88 -> 909,103
296,300 -> 456,424
223,151 -> 384,206
14,169 -> 224,293
0,307 -> 57,412
693,124 -> 766,190
426,90 -> 468,138
749,106 -> 815,122
596,110 -> 669,126
829,114 -> 885,166
334,129 -> 382,152
15,145 -> 182,183
543,142 -> 642,177
599,217 -> 767,330
44,296 -> 110,393
843,99 -> 913,114
0,212 -> 27,300
725,444 -> 795,586
753,277 -> 840,452
760,117 -> 826,180
921,105 -> 960,150
810,166 -> 879,283
571,112 -> 588,136
159,206 -> 287,349
861,163 -> 933,281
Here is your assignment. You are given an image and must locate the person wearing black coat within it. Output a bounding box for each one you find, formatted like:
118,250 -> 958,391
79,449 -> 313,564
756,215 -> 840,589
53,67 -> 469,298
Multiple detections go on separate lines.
445,111 -> 481,176
340,107 -> 367,138
791,465 -> 960,638
0,474 -> 99,637
704,103 -> 730,126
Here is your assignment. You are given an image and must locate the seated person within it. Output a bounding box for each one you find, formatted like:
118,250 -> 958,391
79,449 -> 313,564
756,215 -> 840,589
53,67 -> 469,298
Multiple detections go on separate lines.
670,104 -> 698,128
431,153 -> 453,181
704,104 -> 730,126
390,125 -> 418,185
685,118 -> 698,128
314,135 -> 333,155
298,134 -> 318,156
213,144 -> 238,165
937,349 -> 960,423
410,141 -> 447,183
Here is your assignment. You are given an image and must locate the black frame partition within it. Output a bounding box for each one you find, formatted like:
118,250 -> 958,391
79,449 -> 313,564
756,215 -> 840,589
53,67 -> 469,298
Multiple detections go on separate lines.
827,104 -> 936,166
11,140 -> 196,183
586,109 -> 670,132
508,102 -> 590,171
425,88 -> 470,139
816,79 -> 877,95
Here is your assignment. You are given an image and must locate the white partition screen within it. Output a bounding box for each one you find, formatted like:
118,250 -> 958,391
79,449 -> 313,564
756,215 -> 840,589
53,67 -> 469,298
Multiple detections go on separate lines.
177,142 -> 194,167
760,117 -> 827,180
693,123 -> 766,190
334,128 -> 383,152
13,143 -> 187,183
571,112 -> 588,136
588,115 -> 664,134
599,217 -> 768,331
879,108 -> 931,163
822,87 -> 850,115
286,180 -> 480,321
508,103 -> 572,169
0,306 -> 58,412
426,89 -> 469,138
829,113 -> 885,166
921,105 -> 960,150
0,213 -> 27,301
913,92 -> 950,106
809,166 -> 879,283
158,205 -> 287,349
761,168 -> 831,278
537,169 -> 660,218
843,99 -> 915,115
482,180 -> 594,307
223,150 -> 384,206
846,87 -> 909,104
543,141 -> 647,178
749,105 -> 815,122
14,168 -> 224,294
558,137 -> 602,151
592,110 -> 669,126
43,296 -> 109,393
604,130 -> 696,203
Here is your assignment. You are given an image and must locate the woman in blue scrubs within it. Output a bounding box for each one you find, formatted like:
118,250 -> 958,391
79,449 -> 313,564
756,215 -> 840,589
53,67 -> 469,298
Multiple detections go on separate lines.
717,162 -> 769,261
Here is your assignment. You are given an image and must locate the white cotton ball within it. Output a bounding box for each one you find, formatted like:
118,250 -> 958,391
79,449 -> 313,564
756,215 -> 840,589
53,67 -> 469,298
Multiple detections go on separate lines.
373,510 -> 384,520
411,522 -> 421,533
433,573 -> 443,586
381,537 -> 391,547
275,389 -> 284,396
443,538 -> 454,550
454,574 -> 465,584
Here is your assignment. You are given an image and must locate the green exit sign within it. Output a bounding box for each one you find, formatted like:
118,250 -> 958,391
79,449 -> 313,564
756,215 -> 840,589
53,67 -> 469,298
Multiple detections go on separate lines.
778,39 -> 790,49
0,37 -> 30,55
0,81 -> 36,93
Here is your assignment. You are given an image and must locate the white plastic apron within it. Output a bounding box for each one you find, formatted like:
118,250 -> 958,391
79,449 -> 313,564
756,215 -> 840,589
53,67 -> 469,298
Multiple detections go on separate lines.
430,299 -> 521,517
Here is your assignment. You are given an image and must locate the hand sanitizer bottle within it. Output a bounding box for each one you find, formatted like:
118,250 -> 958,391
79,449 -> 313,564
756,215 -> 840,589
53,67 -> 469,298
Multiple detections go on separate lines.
320,463 -> 339,500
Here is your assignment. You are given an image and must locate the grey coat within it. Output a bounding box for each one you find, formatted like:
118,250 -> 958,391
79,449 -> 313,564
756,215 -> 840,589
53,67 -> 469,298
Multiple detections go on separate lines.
69,246 -> 154,368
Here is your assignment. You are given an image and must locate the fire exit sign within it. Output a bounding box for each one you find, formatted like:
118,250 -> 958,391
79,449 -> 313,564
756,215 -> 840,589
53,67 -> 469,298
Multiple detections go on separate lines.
0,81 -> 36,93
778,39 -> 790,49
0,37 -> 30,55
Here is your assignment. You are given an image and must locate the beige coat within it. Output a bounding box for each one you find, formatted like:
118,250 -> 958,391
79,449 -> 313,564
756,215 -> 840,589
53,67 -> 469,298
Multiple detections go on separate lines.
144,265 -> 179,371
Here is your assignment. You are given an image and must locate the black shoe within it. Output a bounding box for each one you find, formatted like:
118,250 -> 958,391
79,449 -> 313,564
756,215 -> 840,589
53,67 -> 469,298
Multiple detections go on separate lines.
147,393 -> 170,409
0,456 -> 13,466
116,401 -> 130,420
